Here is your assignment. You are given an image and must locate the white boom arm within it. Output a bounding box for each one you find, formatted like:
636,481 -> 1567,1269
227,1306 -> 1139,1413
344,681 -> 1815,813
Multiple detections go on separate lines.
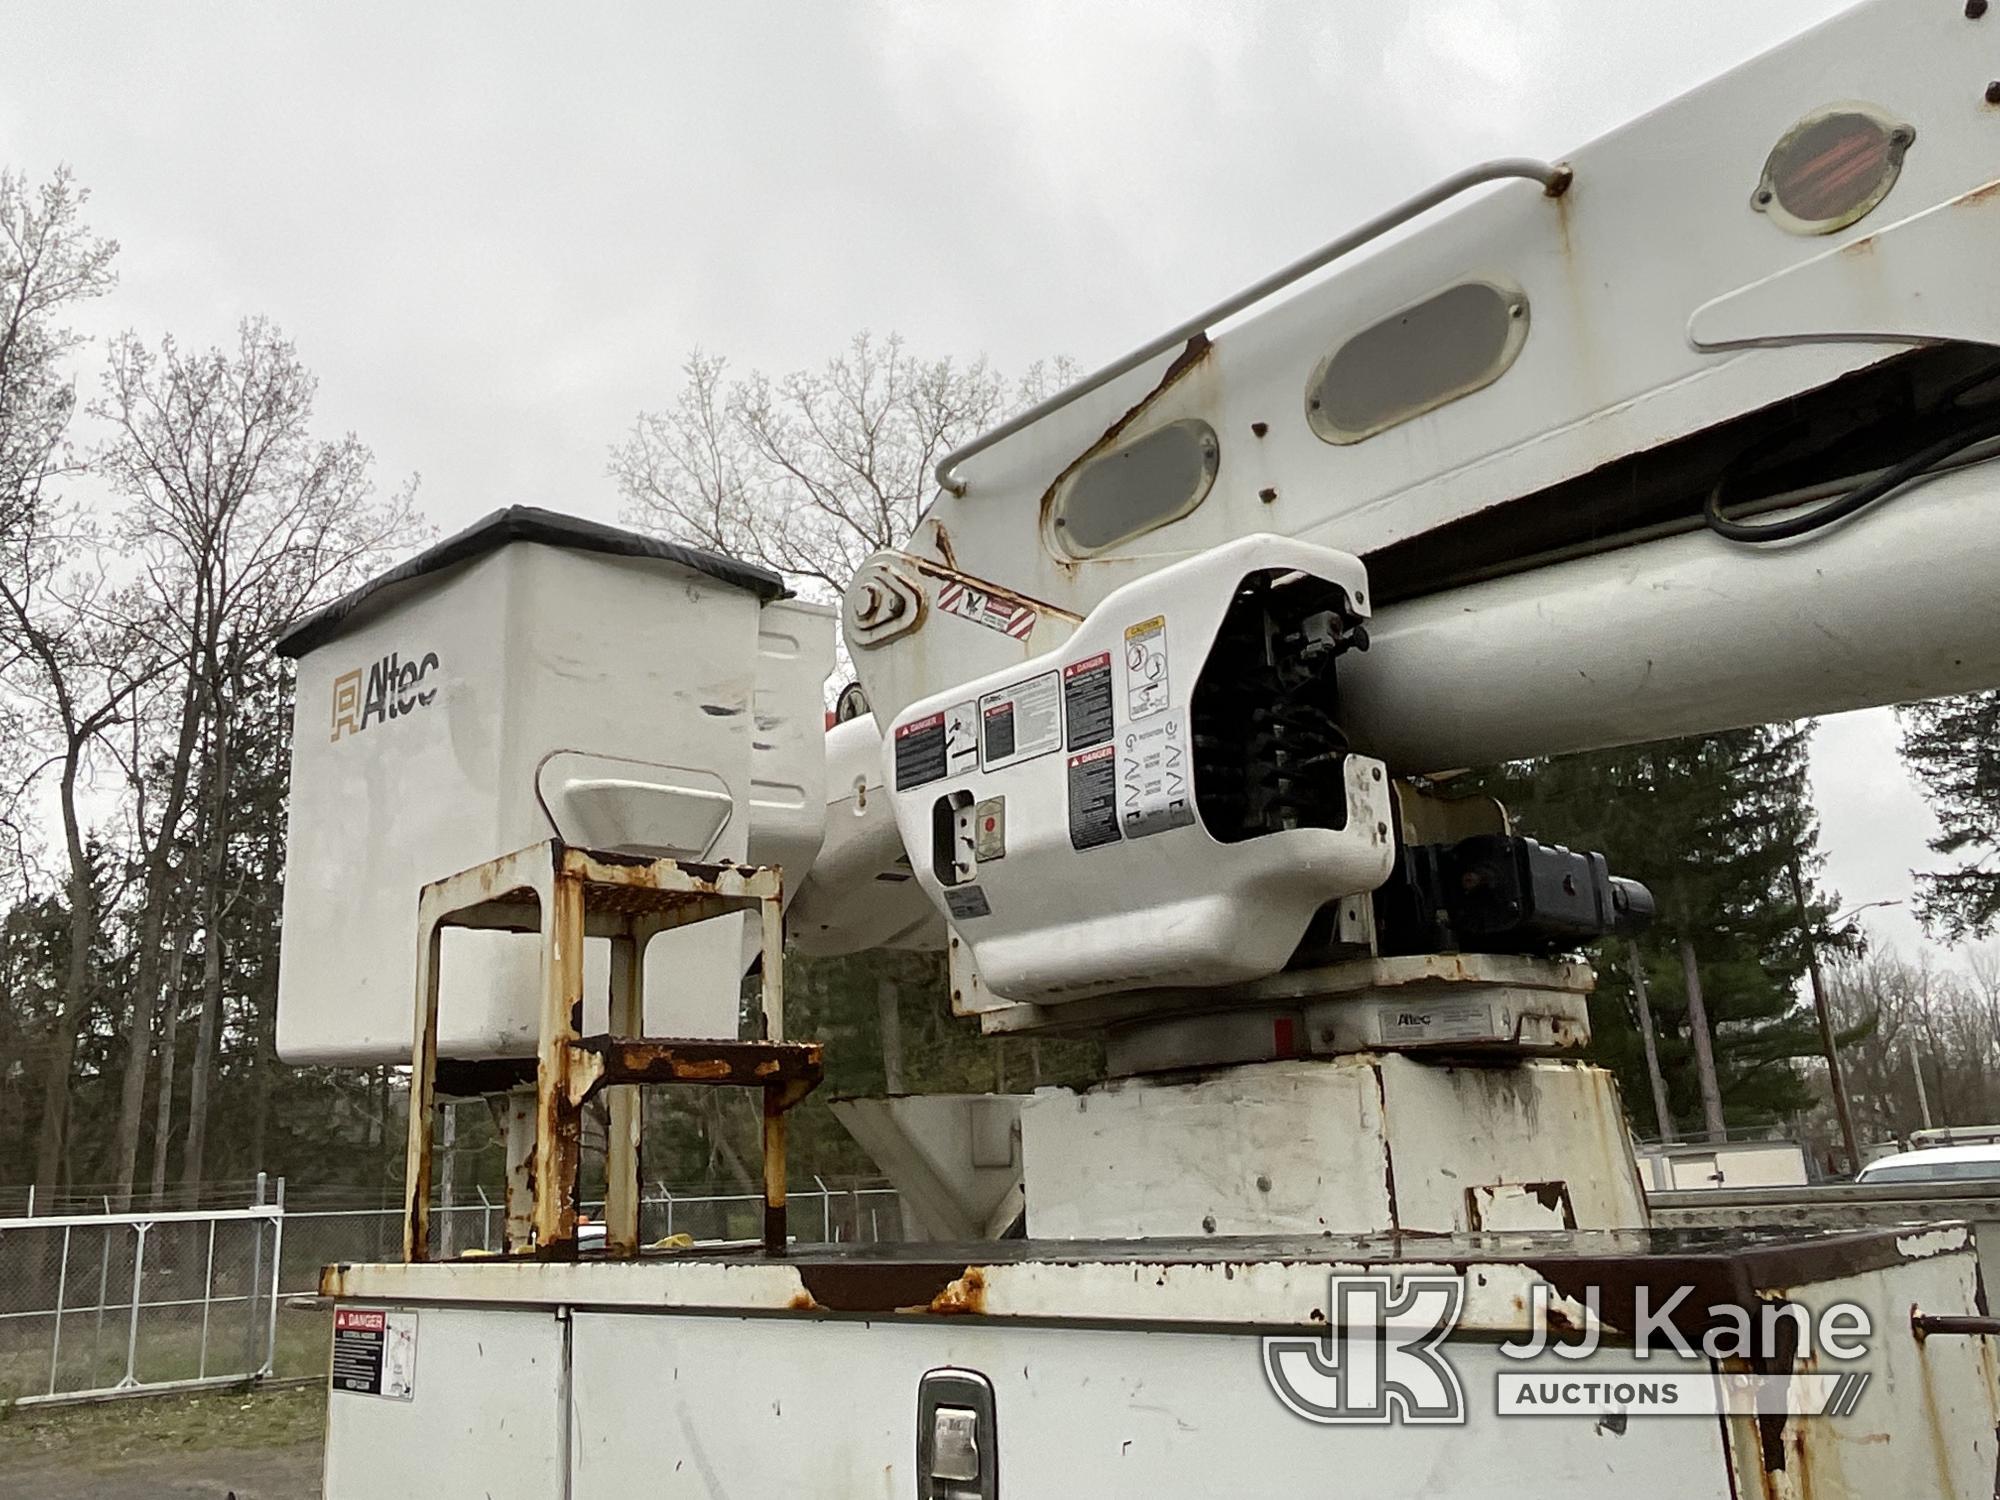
794,0 -> 2000,985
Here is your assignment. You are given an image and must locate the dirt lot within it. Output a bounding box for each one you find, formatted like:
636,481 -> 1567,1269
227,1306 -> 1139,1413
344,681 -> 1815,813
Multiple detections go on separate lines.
0,1383 -> 324,1498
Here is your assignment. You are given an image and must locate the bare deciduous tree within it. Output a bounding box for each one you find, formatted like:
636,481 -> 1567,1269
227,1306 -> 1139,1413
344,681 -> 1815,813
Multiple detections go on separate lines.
612,332 -> 1069,1086
1826,947 -> 2000,1141
610,331 -> 1068,600
94,316 -> 421,1204
0,167 -> 117,536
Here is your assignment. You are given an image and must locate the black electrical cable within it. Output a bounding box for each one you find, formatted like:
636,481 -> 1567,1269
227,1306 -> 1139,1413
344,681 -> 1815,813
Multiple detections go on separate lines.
1707,389 -> 2000,544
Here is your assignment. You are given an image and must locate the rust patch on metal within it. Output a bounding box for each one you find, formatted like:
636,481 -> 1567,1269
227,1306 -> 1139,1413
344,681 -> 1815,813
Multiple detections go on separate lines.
1373,1061 -> 1401,1230
569,1038 -> 824,1105
927,1266 -> 990,1316
786,1288 -> 822,1312
1035,333 -> 1215,543
930,520 -> 959,572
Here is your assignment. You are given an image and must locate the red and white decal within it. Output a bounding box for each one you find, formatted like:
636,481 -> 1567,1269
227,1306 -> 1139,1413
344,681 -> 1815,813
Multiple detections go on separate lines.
937,580 -> 1037,640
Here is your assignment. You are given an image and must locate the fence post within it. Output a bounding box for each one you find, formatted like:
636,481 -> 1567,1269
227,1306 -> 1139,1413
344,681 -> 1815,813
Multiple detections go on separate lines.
47,1223 -> 70,1396
813,1175 -> 831,1243
198,1216 -> 217,1379
26,1183 -> 33,1217
119,1222 -> 150,1389
263,1181 -> 286,1377
246,1173 -> 267,1375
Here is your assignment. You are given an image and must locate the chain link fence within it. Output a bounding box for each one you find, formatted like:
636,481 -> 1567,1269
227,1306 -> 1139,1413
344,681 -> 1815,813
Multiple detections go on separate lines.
2,1178 -> 906,1406
0,1202 -> 285,1406
282,1182 -> 908,1268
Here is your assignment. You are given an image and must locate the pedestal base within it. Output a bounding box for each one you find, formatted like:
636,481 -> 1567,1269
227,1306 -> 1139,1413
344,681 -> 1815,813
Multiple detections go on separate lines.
1019,1054 -> 1648,1239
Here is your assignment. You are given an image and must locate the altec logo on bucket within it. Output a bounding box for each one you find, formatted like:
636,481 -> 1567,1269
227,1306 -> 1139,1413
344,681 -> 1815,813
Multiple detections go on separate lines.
331,650 -> 441,742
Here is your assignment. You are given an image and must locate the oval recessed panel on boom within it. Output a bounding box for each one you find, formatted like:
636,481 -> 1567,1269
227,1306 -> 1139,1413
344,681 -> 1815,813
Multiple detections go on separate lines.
1053,417 -> 1220,556
1752,103 -> 1913,236
1306,280 -> 1529,445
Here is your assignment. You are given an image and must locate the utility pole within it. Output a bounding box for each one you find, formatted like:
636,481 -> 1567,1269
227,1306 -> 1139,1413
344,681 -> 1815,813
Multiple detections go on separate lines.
1910,1045 -> 1934,1131
1627,942 -> 1676,1143
1678,937 -> 1728,1143
1789,861 -> 1861,1175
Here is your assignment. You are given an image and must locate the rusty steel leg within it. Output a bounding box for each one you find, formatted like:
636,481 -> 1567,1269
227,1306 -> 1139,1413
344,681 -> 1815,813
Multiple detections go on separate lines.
759,892 -> 785,1040
762,1081 -> 788,1257
403,923 -> 444,1263
533,864 -> 586,1258
498,1088 -> 536,1254
604,933 -> 644,1258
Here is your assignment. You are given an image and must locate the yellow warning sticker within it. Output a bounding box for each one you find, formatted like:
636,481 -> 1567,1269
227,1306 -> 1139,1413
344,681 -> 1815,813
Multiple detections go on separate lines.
1122,616 -> 1170,719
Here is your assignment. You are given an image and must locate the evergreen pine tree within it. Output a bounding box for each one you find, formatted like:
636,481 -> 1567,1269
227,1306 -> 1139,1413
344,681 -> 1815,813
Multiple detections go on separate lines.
1899,690 -> 2000,940
1466,724 -> 1838,1136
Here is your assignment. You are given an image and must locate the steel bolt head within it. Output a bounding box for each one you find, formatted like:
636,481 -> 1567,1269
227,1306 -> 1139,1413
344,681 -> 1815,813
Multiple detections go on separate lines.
1987,79 -> 2000,104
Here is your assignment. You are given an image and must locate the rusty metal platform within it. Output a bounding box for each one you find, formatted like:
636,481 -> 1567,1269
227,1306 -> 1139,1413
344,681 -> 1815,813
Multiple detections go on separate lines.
402,840 -> 819,1264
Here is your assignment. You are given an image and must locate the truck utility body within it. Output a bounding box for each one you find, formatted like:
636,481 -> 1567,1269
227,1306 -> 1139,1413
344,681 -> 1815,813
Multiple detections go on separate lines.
320,1224 -> 1996,1498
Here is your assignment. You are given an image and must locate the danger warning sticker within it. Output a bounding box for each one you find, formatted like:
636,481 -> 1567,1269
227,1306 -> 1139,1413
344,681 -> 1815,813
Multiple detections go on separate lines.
332,1307 -> 417,1400
937,579 -> 1037,640
1067,744 -> 1120,850
894,712 -> 947,790
1123,616 -> 1170,719
1063,652 -> 1114,749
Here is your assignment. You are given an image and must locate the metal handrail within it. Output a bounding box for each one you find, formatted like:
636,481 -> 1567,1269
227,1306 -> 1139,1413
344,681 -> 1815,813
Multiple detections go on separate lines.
934,157 -> 1573,497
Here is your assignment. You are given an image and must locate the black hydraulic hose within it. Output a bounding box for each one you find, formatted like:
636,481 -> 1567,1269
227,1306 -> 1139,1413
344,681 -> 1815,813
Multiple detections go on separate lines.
1707,400 -> 2000,545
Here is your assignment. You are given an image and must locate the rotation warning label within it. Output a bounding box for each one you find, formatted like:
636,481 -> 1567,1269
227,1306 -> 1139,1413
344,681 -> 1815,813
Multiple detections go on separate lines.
1118,710 -> 1194,839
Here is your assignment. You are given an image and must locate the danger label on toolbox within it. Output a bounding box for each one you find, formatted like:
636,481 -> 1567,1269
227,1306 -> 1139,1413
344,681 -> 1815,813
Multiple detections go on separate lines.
1067,744 -> 1120,850
332,1307 -> 417,1400
894,712 -> 948,790
980,671 -> 1062,771
1063,652 -> 1114,749
1123,616 -> 1170,719
1118,709 -> 1194,838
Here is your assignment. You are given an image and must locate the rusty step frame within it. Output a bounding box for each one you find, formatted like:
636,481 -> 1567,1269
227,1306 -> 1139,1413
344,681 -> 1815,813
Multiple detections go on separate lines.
401,840 -> 822,1263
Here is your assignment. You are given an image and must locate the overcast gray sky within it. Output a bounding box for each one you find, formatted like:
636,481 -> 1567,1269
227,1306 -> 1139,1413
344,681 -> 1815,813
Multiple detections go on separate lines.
1,0 -> 1960,961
